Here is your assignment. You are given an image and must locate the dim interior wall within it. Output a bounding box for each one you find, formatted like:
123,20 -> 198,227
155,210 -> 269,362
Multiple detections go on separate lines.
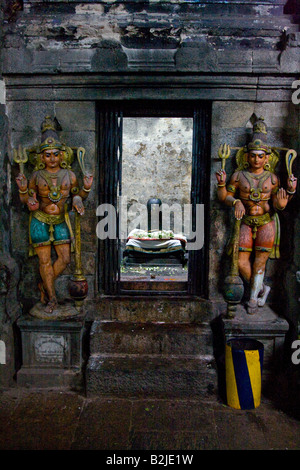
209,101 -> 300,333
122,117 -> 193,234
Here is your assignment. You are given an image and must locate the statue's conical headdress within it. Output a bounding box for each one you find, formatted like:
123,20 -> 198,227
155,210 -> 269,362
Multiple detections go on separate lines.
39,116 -> 63,153
247,116 -> 271,155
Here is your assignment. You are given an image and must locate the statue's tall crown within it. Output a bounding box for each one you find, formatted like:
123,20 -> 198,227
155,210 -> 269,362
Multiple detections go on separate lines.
247,116 -> 271,154
39,116 -> 62,152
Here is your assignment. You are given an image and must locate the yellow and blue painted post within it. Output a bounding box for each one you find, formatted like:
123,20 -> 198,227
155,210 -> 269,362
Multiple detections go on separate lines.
225,338 -> 264,410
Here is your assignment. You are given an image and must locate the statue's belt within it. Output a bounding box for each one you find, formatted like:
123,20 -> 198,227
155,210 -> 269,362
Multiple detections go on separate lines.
32,210 -> 65,226
242,213 -> 271,239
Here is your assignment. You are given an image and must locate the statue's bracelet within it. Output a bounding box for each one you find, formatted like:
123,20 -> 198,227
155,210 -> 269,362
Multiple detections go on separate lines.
82,187 -> 91,192
217,183 -> 226,188
18,188 -> 28,194
232,199 -> 241,207
287,189 -> 296,195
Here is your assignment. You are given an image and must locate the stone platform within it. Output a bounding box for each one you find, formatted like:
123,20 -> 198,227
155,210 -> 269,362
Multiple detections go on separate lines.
15,298 -> 291,398
16,311 -> 86,389
86,297 -> 216,398
221,304 -> 289,379
86,320 -> 217,397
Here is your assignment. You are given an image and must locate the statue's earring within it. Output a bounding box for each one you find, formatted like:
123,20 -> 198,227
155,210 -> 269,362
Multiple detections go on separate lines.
244,162 -> 249,169
264,163 -> 270,171
37,161 -> 46,170
59,151 -> 68,169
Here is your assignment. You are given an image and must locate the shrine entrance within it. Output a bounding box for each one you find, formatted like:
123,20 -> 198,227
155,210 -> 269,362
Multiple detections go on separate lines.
97,100 -> 211,296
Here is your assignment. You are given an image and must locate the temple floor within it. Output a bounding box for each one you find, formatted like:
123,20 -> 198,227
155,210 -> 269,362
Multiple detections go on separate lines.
0,386 -> 300,451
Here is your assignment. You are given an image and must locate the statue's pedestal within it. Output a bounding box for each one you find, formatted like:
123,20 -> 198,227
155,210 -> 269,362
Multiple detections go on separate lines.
16,304 -> 86,389
221,304 -> 289,381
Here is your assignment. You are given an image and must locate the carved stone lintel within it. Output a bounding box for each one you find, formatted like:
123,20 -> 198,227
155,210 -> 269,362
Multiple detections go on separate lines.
122,47 -> 177,70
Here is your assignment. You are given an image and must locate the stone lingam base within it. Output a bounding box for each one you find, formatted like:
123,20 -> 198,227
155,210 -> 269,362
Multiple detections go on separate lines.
16,301 -> 86,389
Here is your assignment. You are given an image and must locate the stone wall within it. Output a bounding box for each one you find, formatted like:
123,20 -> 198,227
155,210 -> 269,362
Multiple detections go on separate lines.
2,0 -> 300,75
122,117 -> 193,233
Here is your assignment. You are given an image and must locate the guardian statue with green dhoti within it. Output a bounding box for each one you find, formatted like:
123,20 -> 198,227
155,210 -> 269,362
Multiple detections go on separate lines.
15,117 -> 93,315
216,117 -> 297,315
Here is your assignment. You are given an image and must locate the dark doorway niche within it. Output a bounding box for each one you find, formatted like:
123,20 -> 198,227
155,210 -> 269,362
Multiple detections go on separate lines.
97,100 -> 211,297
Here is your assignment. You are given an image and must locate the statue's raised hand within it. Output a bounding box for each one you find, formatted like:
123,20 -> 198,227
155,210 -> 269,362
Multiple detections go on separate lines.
216,169 -> 226,185
15,173 -> 28,192
276,188 -> 289,210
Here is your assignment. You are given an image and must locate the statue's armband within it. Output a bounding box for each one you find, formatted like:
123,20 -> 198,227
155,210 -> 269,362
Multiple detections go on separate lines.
227,184 -> 237,194
71,186 -> 80,196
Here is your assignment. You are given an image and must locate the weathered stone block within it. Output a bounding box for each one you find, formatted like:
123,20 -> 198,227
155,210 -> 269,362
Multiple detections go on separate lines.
217,49 -> 253,73
280,48 -> 300,74
253,102 -> 298,129
2,48 -> 33,74
175,42 -> 217,72
90,321 -> 213,357
8,100 -> 55,131
85,297 -> 213,323
123,47 -> 176,71
212,101 -> 256,130
253,49 -> 280,73
221,304 -> 289,378
86,354 -> 217,398
55,102 -> 96,132
59,49 -> 94,73
16,315 -> 86,388
91,46 -> 128,71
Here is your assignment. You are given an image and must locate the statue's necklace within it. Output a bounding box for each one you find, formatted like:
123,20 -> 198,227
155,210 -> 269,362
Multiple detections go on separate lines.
243,170 -> 270,203
40,169 -> 66,203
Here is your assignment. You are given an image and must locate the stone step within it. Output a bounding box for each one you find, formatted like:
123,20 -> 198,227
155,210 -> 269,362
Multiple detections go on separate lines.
85,297 -> 214,323
86,354 -> 217,398
89,321 -> 213,357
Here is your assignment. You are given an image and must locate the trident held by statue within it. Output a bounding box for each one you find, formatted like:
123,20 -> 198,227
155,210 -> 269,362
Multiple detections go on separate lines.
218,143 -> 231,182
13,145 -> 28,174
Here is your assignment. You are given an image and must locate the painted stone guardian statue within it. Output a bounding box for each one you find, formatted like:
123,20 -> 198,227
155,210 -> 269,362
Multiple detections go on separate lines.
216,117 -> 297,315
14,117 -> 93,318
